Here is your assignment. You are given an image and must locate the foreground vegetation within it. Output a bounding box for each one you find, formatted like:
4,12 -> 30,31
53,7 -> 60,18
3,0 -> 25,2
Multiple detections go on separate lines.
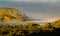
0,20 -> 60,36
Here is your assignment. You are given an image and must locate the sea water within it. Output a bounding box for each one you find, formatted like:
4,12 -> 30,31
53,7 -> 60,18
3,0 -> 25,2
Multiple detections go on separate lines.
0,22 -> 46,25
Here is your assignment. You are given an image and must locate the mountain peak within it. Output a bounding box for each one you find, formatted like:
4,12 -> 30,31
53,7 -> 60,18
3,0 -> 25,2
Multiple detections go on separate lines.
0,7 -> 30,22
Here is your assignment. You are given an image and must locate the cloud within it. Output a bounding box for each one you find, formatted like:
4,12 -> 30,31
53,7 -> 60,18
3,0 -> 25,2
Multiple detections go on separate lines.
0,0 -> 30,1
0,1 -> 60,19
12,0 -> 30,1
0,0 -> 60,2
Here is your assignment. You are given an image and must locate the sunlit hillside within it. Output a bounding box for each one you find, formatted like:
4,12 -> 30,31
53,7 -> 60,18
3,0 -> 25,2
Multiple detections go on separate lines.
0,8 -> 30,22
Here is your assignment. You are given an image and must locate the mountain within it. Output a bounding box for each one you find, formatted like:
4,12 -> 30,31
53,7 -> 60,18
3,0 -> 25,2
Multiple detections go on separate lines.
0,7 -> 30,22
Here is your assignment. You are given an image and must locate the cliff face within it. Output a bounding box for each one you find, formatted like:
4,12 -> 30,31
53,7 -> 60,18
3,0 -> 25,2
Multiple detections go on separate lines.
0,8 -> 30,22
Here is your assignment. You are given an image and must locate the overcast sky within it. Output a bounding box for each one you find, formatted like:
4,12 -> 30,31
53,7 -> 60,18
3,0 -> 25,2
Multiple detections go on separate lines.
0,0 -> 60,20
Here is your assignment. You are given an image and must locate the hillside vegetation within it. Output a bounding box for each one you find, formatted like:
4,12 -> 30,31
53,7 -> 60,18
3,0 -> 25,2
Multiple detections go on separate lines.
0,20 -> 60,36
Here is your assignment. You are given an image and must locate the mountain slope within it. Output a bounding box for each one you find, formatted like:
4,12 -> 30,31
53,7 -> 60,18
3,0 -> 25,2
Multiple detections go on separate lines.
0,7 -> 30,22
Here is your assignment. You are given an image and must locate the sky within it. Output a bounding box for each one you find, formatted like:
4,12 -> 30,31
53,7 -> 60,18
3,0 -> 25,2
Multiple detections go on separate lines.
0,0 -> 60,20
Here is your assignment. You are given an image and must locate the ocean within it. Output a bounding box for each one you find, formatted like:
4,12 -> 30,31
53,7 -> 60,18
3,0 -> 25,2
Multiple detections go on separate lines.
0,22 -> 46,25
